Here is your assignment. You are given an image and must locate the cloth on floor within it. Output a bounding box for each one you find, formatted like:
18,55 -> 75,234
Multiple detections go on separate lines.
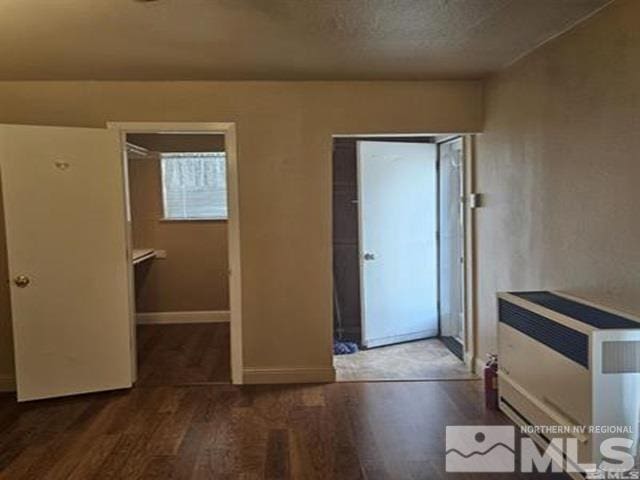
333,340 -> 359,355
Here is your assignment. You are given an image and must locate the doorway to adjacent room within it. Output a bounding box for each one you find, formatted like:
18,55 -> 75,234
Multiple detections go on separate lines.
112,122 -> 244,388
332,135 -> 474,381
124,132 -> 231,386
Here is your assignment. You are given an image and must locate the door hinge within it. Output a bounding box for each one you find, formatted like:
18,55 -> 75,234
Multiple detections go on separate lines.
469,193 -> 483,209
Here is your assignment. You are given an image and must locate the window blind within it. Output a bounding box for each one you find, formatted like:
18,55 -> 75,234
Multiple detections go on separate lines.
161,152 -> 227,220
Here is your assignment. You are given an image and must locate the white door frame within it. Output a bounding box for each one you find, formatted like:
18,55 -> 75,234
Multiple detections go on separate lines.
462,135 -> 478,373
436,136 -> 466,343
107,122 -> 243,385
435,134 -> 477,371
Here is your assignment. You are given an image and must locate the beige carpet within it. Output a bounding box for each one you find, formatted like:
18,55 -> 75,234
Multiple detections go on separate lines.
334,338 -> 476,382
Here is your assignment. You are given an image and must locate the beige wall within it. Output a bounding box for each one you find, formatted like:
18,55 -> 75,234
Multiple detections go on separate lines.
475,0 -> 640,360
129,136 -> 229,313
0,81 -> 482,382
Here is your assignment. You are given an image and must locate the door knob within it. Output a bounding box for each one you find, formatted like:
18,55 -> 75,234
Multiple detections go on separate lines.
13,275 -> 30,288
363,253 -> 376,261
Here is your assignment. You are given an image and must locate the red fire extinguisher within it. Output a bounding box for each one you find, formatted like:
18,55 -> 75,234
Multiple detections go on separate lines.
484,353 -> 499,410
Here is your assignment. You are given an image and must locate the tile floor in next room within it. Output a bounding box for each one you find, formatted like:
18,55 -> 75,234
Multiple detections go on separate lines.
334,338 -> 475,382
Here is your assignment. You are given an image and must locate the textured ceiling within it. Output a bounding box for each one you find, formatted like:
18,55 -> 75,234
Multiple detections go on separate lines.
0,0 -> 609,80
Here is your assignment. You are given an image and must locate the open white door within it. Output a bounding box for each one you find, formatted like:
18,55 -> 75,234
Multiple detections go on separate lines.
0,124 -> 132,401
358,141 -> 438,348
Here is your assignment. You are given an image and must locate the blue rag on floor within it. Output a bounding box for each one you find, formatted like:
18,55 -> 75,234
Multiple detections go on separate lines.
333,340 -> 359,355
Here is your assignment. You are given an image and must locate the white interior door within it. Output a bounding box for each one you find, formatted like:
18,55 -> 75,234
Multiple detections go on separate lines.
358,141 -> 438,348
0,124 -> 133,401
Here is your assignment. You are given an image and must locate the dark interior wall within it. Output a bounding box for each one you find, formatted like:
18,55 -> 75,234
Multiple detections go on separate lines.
332,137 -> 435,345
332,139 -> 361,343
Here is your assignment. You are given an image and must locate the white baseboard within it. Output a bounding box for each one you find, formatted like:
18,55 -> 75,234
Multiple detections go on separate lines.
243,366 -> 336,384
136,310 -> 230,325
0,374 -> 16,392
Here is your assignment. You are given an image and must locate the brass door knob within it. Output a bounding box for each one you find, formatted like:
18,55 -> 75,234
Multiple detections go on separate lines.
13,275 -> 30,288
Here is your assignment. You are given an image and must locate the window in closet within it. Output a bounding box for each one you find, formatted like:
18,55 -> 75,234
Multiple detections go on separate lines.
161,152 -> 227,220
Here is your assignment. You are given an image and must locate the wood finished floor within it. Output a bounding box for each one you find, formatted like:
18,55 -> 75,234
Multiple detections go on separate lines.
0,325 -> 566,478
136,323 -> 231,386
0,381 -> 567,479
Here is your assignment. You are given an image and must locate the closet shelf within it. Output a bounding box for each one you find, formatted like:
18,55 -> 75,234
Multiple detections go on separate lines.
132,249 -> 157,265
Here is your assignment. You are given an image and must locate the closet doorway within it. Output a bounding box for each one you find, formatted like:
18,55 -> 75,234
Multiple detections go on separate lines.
112,122 -> 243,387
332,135 -> 474,382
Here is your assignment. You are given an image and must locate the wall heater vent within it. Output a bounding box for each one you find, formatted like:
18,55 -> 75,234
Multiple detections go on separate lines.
602,340 -> 640,374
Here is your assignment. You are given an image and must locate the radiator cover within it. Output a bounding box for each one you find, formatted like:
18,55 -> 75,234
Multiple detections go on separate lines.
497,291 -> 640,473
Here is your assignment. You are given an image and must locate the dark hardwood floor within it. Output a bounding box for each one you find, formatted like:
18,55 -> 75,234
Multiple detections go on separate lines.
0,379 -> 567,479
0,324 -> 566,478
136,323 -> 231,386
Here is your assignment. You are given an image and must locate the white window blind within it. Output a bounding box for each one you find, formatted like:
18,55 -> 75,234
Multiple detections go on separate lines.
161,152 -> 227,220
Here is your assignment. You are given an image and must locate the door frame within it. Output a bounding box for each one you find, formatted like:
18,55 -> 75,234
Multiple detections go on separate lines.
462,135 -> 478,373
436,136 -> 466,358
331,134 -> 477,374
435,134 -> 477,372
107,122 -> 243,385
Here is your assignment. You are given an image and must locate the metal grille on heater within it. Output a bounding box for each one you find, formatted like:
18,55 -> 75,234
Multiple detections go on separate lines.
513,291 -> 640,329
499,299 -> 589,367
602,341 -> 640,374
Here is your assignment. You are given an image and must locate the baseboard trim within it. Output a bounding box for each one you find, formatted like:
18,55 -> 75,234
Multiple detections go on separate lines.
243,366 -> 336,384
0,374 -> 16,392
136,310 -> 230,325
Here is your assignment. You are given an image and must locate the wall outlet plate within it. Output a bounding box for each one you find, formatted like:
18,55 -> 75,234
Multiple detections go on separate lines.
154,249 -> 167,259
